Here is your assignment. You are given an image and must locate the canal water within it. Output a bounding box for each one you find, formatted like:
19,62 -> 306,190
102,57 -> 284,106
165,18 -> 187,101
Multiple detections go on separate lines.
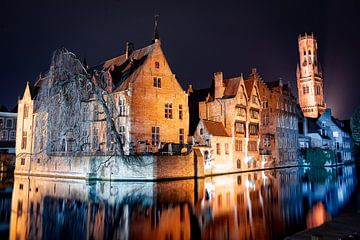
0,165 -> 358,240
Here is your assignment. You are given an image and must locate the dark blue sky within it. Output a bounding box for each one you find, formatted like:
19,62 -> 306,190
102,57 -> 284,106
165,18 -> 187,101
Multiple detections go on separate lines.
1,0 -> 359,119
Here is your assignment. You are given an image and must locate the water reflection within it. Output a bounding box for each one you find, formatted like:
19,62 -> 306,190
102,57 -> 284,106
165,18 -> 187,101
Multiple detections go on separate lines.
9,166 -> 357,240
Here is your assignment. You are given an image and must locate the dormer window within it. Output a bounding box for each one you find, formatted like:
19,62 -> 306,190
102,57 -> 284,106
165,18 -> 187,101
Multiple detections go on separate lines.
155,61 -> 160,69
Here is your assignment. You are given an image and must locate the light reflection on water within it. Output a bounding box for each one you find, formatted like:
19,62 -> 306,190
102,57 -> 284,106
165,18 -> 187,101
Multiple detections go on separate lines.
7,165 -> 357,240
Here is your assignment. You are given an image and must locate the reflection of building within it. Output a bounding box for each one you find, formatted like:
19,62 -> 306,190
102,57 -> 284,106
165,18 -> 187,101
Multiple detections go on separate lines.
296,33 -> 326,118
9,166 -> 357,240
0,106 -> 17,154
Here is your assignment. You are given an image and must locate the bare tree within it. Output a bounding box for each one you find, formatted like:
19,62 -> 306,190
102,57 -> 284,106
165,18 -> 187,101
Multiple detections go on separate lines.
33,48 -> 125,158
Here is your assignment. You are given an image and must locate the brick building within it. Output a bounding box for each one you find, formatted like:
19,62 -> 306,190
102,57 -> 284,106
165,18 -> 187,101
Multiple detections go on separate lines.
193,70 -> 262,172
254,68 -> 299,166
16,24 -> 189,163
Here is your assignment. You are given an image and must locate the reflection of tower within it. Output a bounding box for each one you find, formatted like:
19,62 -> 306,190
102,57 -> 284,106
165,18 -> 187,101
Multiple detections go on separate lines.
296,33 -> 326,118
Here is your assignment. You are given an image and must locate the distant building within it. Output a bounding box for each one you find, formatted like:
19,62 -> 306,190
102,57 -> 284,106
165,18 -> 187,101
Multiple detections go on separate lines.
0,106 -> 17,154
301,109 -> 353,162
296,33 -> 326,118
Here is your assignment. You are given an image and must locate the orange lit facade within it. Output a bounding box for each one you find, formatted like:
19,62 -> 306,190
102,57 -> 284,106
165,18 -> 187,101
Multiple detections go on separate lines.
296,33 -> 326,118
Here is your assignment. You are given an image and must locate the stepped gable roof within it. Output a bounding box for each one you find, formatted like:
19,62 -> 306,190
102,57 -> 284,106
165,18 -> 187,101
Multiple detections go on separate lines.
202,119 -> 230,137
223,77 -> 242,98
89,43 -> 156,92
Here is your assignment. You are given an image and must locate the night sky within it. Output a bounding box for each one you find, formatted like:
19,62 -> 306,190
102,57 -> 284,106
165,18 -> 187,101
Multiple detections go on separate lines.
1,0 -> 359,119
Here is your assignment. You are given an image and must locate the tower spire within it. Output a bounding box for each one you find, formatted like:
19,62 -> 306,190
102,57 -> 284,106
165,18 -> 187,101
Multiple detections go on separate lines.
152,14 -> 160,43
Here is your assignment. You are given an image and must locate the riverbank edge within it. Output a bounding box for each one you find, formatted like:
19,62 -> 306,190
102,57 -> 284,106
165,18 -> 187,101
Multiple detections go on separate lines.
13,161 -> 354,182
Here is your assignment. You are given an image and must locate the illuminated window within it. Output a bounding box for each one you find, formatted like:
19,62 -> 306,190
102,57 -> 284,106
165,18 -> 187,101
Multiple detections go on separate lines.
225,143 -> 229,154
20,158 -> 25,165
165,103 -> 173,119
303,86 -> 309,94
152,127 -> 160,146
250,109 -> 259,119
235,121 -> 245,134
315,85 -> 321,95
216,143 -> 221,155
179,128 -> 184,144
153,77 -> 161,88
333,131 -> 339,138
179,105 -> 183,120
249,124 -> 259,135
236,106 -> 246,117
235,140 -> 242,152
155,61 -> 160,69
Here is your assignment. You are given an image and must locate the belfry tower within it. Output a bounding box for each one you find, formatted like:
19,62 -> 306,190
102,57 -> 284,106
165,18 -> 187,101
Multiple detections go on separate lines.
296,33 -> 326,118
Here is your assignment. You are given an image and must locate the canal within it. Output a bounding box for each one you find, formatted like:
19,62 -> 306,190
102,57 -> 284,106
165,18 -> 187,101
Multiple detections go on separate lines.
1,165 -> 358,239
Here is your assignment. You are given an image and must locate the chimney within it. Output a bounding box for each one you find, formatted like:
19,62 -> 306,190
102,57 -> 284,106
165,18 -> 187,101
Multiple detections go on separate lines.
214,72 -> 224,99
187,84 -> 193,94
125,42 -> 134,59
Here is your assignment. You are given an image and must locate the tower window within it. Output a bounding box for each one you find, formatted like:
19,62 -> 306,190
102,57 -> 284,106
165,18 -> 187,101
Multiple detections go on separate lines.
303,86 -> 310,94
315,85 -> 321,95
308,50 -> 311,55
303,50 -> 306,56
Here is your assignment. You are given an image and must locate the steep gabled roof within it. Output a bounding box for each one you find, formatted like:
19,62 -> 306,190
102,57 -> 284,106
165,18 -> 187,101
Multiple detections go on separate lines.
89,43 -> 156,93
202,119 -> 230,137
244,79 -> 255,97
223,77 -> 242,98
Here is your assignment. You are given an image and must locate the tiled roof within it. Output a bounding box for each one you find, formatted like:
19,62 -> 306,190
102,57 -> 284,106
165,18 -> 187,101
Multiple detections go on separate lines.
202,119 -> 230,137
244,79 -> 255,97
223,77 -> 241,98
90,43 -> 156,92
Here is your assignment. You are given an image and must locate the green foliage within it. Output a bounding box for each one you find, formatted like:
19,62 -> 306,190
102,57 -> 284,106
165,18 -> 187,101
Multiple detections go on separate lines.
350,107 -> 360,147
304,148 -> 336,166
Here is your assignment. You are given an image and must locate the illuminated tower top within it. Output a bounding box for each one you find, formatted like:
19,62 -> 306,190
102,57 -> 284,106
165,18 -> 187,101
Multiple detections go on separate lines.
296,33 -> 326,118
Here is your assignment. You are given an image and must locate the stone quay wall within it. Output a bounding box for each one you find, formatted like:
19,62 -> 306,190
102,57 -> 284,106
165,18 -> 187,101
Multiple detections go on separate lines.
14,150 -> 205,180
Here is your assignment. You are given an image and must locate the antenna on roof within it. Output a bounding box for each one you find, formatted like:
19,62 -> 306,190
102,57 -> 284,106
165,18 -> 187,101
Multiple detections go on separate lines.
152,14 -> 160,43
